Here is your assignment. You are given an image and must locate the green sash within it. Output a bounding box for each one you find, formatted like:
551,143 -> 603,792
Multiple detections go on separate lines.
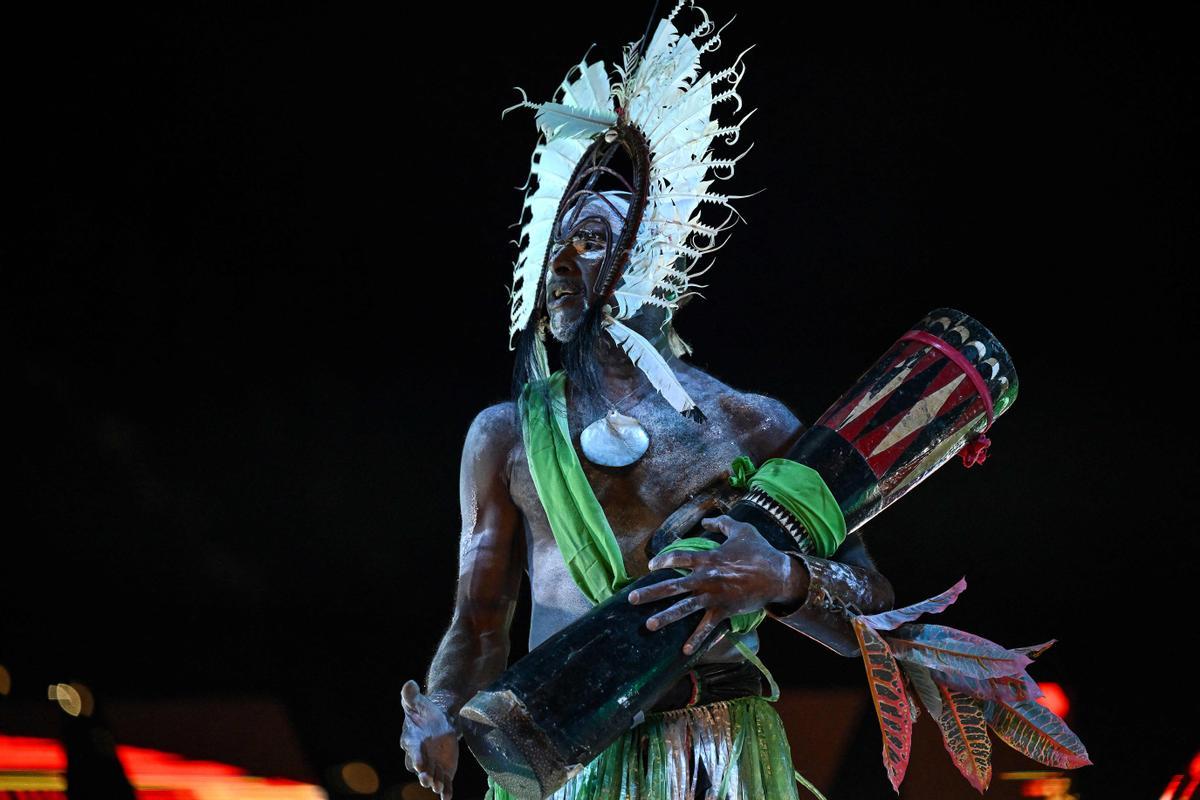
518,371 -> 631,604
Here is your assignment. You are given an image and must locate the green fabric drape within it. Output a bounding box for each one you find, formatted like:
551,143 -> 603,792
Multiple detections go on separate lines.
519,371 -> 631,604
727,456 -> 846,558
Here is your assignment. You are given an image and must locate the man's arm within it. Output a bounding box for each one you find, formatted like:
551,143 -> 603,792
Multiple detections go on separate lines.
401,402 -> 524,799
425,402 -> 525,717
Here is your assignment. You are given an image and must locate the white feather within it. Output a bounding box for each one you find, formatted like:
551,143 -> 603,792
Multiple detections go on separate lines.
604,318 -> 699,417
534,102 -> 617,139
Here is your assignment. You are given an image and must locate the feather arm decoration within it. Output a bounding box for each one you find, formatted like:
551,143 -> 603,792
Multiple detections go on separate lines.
604,318 -> 703,421
852,617 -> 912,793
932,681 -> 993,793
857,578 -> 967,631
984,699 -> 1092,769
849,579 -> 1087,791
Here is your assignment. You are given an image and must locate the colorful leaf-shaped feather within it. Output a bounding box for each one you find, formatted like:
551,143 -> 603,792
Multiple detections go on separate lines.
932,668 -> 1044,705
857,578 -> 967,631
906,685 -> 922,723
985,699 -> 1092,769
900,661 -> 943,718
885,624 -> 1032,679
1013,640 -> 1056,659
934,683 -> 993,793
852,617 -> 912,793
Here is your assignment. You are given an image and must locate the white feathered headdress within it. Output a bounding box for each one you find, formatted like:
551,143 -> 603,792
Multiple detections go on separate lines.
505,1 -> 753,420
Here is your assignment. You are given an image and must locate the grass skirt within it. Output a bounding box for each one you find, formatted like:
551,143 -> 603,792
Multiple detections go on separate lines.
486,695 -> 820,800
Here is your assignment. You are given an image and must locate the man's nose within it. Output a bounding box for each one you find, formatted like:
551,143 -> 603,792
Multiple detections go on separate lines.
551,243 -> 580,276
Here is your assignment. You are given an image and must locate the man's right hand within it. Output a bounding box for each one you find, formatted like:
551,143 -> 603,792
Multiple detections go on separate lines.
400,680 -> 459,800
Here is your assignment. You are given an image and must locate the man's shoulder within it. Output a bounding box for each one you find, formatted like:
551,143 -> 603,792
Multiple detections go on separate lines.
680,365 -> 800,424
466,402 -> 520,450
679,365 -> 804,456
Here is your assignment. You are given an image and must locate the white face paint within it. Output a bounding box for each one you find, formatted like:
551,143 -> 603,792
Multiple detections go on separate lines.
543,193 -> 630,342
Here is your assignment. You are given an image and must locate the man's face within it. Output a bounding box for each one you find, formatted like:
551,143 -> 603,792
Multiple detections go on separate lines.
544,194 -> 629,342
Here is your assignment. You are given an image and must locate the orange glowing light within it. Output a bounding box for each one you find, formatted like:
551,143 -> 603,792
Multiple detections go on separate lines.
1190,750 -> 1200,779
1036,682 -> 1069,718
340,761 -> 380,794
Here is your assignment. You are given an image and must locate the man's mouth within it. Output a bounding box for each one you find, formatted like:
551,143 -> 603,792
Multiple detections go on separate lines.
548,286 -> 582,306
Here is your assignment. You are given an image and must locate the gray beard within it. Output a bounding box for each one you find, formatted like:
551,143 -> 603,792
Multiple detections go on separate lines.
557,302 -> 609,409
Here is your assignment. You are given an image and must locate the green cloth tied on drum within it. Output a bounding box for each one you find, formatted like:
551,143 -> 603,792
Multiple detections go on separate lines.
728,455 -> 847,558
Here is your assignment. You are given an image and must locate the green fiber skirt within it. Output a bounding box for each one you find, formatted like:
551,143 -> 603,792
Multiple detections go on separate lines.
486,695 -> 823,800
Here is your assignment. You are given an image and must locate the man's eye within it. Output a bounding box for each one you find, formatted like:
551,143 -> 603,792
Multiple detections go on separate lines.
566,232 -> 605,253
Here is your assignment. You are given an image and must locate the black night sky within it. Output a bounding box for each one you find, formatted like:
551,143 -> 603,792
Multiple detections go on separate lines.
7,4 -> 1197,799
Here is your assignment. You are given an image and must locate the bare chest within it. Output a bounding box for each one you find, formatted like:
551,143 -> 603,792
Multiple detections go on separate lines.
509,397 -> 746,576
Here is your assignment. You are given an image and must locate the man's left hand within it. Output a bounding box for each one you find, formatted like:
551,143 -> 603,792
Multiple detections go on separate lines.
628,515 -> 809,654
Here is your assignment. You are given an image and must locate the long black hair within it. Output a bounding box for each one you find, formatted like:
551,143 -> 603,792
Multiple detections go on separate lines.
510,299 -> 609,427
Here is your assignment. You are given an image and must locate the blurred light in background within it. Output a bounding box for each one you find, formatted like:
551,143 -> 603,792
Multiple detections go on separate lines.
48,683 -> 85,717
1000,770 -> 1076,800
1036,682 -> 1069,719
339,761 -> 380,794
1157,749 -> 1200,800
0,734 -> 328,798
0,664 -> 10,696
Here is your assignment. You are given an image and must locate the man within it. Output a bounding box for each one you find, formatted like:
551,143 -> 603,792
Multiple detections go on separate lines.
400,8 -> 894,797
399,195 -> 895,799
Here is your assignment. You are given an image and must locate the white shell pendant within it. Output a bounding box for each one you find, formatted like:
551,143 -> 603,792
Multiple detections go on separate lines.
580,410 -> 650,467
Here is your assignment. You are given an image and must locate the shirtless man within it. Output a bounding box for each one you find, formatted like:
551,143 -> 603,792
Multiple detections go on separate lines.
399,197 -> 894,799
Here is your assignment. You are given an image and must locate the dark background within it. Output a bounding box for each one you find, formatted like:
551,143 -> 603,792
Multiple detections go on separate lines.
7,3 -> 1196,798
